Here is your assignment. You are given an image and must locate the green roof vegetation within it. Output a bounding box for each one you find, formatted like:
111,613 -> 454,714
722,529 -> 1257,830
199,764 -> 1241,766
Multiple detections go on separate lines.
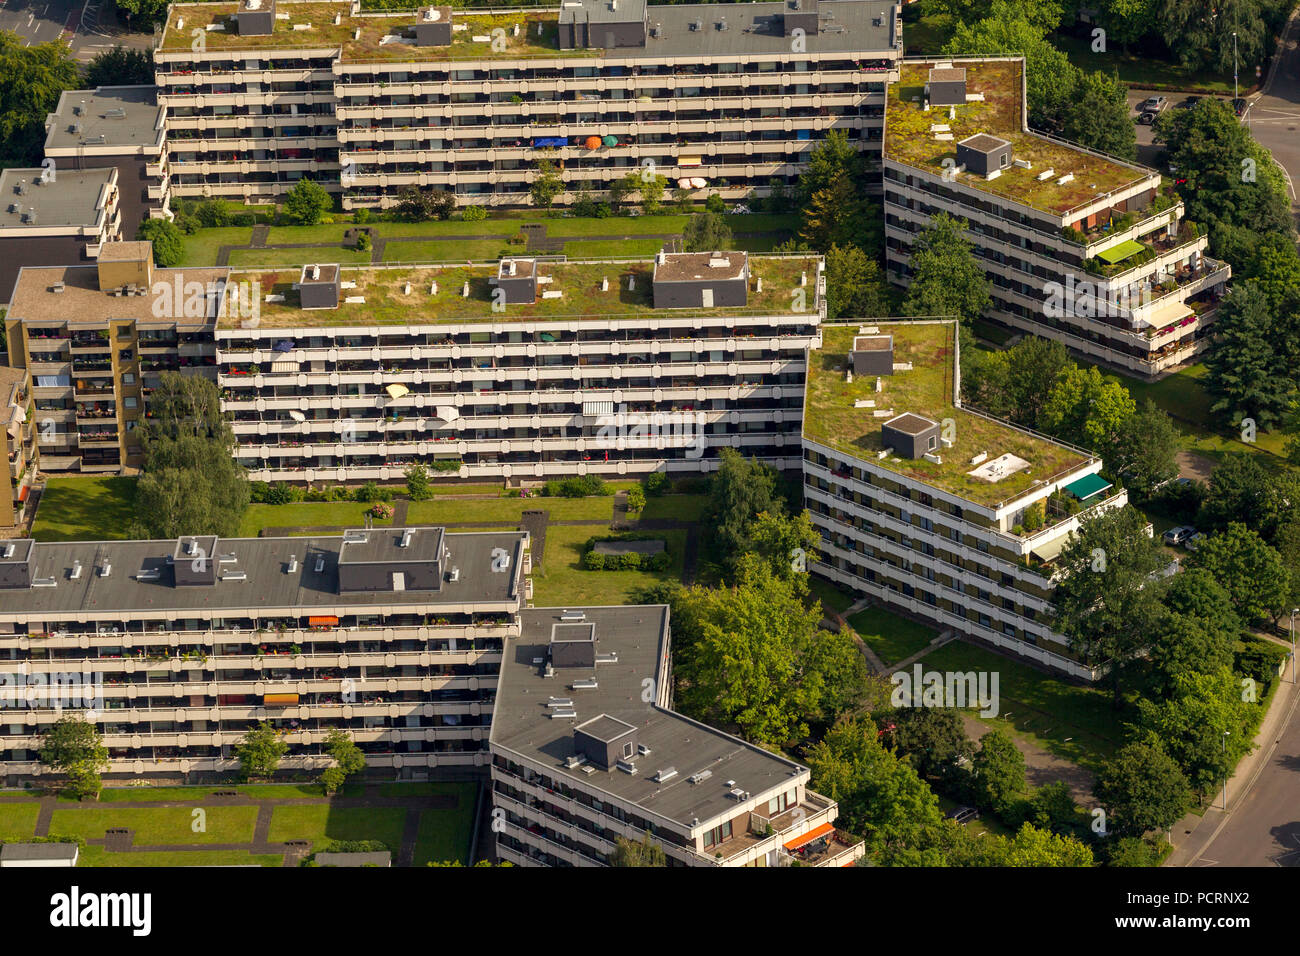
885,60 -> 1152,219
1095,239 -> 1146,264
803,322 -> 1092,509
224,255 -> 819,328
162,2 -> 579,61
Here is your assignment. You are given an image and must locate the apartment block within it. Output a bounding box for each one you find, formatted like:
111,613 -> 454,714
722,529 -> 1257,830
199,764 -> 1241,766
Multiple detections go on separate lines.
802,320 -> 1130,680
154,0 -> 901,208
1,366 -> 37,530
490,605 -> 864,866
0,166 -> 122,304
883,57 -> 1230,378
4,243 -> 224,473
0,525 -> 530,782
215,251 -> 823,482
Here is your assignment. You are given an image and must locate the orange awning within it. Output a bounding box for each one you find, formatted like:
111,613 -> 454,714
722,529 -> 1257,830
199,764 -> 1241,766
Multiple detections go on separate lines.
308,616 -> 338,626
17,485 -> 29,502
264,693 -> 298,707
783,822 -> 834,851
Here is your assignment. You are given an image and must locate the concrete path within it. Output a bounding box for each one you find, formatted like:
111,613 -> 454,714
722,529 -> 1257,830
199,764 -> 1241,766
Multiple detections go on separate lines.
959,714 -> 1097,806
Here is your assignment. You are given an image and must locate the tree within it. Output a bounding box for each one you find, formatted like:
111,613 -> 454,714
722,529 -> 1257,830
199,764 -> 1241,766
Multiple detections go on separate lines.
1052,505 -> 1172,704
1059,69 -> 1137,162
961,335 -> 1070,428
530,158 -> 564,209
984,823 -> 1095,867
320,729 -> 366,795
705,448 -> 780,564
797,130 -> 880,254
1155,0 -> 1270,75
1039,363 -> 1136,451
743,509 -> 818,590
137,219 -> 185,267
1146,568 -> 1240,697
395,185 -> 456,222
1203,282 -> 1296,432
625,485 -> 646,513
134,372 -> 250,538
611,832 -> 667,866
0,35 -> 81,166
669,562 -> 865,746
113,0 -> 169,27
971,729 -> 1027,815
1097,0 -> 1158,49
1109,400 -> 1180,499
682,210 -> 733,252
1134,668 -> 1254,800
884,707 -> 971,780
236,722 -> 288,780
825,243 -> 887,321
404,462 -> 433,501
283,178 -> 332,226
1196,452 -> 1292,538
1187,523 -> 1291,625
86,46 -> 155,86
38,717 -> 109,800
900,213 -> 991,324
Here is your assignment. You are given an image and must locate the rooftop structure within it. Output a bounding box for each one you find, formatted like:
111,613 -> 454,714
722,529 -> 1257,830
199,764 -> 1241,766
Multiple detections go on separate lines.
160,0 -> 898,61
886,58 -> 1149,218
803,321 -> 1091,508
43,87 -> 166,155
0,167 -> 116,233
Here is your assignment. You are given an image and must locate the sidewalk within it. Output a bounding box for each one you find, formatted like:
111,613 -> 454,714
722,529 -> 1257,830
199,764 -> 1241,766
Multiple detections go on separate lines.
1164,669 -> 1300,866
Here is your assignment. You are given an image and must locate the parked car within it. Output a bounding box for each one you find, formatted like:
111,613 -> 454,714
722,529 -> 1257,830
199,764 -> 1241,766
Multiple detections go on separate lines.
1232,97 -> 1249,117
946,806 -> 980,824
1180,95 -> 1202,110
1184,531 -> 1205,551
1138,110 -> 1158,125
1140,95 -> 1169,114
1162,525 -> 1196,546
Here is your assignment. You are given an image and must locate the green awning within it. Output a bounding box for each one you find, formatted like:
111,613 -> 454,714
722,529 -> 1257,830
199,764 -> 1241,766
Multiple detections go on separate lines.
1064,473 -> 1113,501
1096,239 -> 1145,264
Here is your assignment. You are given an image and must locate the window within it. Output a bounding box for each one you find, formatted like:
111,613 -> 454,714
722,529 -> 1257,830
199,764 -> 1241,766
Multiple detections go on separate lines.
1000,152 -> 1009,168
622,741 -> 634,759
703,820 -> 733,849
121,373 -> 135,385
124,397 -> 138,410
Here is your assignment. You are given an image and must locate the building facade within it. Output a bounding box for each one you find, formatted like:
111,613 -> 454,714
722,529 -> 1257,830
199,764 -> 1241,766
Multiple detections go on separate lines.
802,320 -> 1129,680
1,366 -> 37,531
490,605 -> 864,866
214,251 -> 823,483
0,525 -> 530,781
883,57 -> 1230,378
155,0 -> 901,209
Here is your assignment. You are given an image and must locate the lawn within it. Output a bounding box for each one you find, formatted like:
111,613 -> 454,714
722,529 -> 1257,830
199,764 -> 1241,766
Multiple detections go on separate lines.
31,476 -> 136,542
562,238 -> 665,258
382,239 -> 517,262
848,605 -> 939,666
917,640 -> 1124,767
638,493 -> 708,523
267,805 -> 407,850
0,801 -> 39,840
1052,33 -> 1237,94
99,782 -> 362,801
78,845 -> 283,867
238,501 -> 393,537
407,781 -> 478,865
227,245 -> 373,268
178,226 -> 254,267
532,523 -> 687,605
406,495 -> 614,525
809,577 -> 858,616
47,806 -> 261,845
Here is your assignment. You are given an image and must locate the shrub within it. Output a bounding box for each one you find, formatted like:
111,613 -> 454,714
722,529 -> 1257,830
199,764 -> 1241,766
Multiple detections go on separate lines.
353,208 -> 372,224
265,482 -> 300,506
643,471 -> 670,496
645,551 -> 670,572
431,459 -> 462,473
544,475 -> 609,498
618,552 -> 642,570
582,551 -> 606,570
462,205 -> 487,221
626,486 -> 646,512
231,212 -> 256,227
405,463 -> 433,501
1022,500 -> 1045,532
368,502 -> 394,520
250,481 -> 271,503
354,481 -> 383,503
355,231 -> 371,252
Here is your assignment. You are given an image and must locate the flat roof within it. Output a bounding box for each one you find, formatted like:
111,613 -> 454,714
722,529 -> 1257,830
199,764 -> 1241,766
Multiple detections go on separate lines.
0,528 -> 525,619
803,322 -> 1092,509
958,133 -> 1009,153
160,0 -> 897,61
0,168 -> 114,232
928,66 -> 964,82
98,240 -> 153,263
6,264 -> 229,326
0,843 -> 78,861
884,412 -> 936,435
44,86 -> 164,154
852,334 -> 891,352
886,59 -> 1154,218
653,251 -> 747,283
338,526 -> 444,565
220,255 -> 818,329
492,606 -> 806,830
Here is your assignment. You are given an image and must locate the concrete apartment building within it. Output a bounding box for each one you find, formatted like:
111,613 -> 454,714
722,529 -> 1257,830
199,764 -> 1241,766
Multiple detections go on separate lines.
490,605 -> 864,866
1,366 -> 37,530
214,251 -> 823,483
154,0 -> 902,209
0,166 -> 123,304
0,525 -> 530,780
883,57 -> 1230,378
3,243 -> 224,473
802,320 -> 1129,680
43,86 -> 172,230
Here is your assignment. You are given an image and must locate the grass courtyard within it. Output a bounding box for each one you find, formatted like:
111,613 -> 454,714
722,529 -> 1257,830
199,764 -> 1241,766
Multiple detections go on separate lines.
30,476 -> 137,542
848,605 -> 940,666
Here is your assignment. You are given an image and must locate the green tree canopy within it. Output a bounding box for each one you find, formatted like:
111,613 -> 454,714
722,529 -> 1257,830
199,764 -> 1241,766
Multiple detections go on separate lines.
1202,281 -> 1297,432
611,832 -> 667,866
824,243 -> 888,321
1093,741 -> 1193,837
970,729 -> 1027,815
284,178 -> 333,225
1187,523 -> 1292,625
86,46 -> 156,86
236,722 -> 289,780
38,716 -> 109,800
0,34 -> 82,165
682,209 -> 733,252
137,219 -> 185,267
900,212 -> 991,323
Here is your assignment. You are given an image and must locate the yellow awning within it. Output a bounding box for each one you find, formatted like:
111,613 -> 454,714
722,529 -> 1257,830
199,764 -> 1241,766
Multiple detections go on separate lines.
678,156 -> 703,167
385,384 -> 410,399
264,693 -> 298,707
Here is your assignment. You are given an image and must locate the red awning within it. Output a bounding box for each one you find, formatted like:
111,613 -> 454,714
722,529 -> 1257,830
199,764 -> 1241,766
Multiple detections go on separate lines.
783,822 -> 834,851
16,485 -> 29,502
308,616 -> 339,626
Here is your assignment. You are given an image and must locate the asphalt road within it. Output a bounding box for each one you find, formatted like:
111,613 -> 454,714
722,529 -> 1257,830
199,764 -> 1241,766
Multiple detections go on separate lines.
0,0 -> 152,60
1192,673 -> 1300,867
1246,10 -> 1300,222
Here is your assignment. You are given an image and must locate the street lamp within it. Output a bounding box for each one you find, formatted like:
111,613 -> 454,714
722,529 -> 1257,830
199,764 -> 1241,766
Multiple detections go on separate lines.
1290,608 -> 1299,684
1233,32 -> 1239,102
1221,731 -> 1231,810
